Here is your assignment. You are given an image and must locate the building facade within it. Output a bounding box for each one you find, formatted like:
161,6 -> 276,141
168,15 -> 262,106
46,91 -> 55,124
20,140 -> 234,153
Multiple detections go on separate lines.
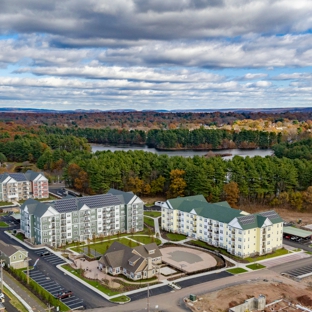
0,170 -> 48,202
0,241 -> 29,269
20,189 -> 144,247
161,195 -> 283,258
98,241 -> 162,280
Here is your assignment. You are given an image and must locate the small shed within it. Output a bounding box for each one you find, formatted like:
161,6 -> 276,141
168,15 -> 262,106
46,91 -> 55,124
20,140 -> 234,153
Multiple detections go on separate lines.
283,226 -> 312,239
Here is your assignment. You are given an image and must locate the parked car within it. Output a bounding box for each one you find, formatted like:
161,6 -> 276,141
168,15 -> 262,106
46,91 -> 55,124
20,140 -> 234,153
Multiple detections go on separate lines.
56,290 -> 73,299
40,251 -> 51,257
155,201 -> 164,207
290,236 -> 298,241
284,235 -> 290,239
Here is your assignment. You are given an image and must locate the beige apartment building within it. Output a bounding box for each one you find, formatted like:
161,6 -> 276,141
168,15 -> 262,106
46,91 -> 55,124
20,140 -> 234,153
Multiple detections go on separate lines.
0,170 -> 48,202
161,195 -> 283,258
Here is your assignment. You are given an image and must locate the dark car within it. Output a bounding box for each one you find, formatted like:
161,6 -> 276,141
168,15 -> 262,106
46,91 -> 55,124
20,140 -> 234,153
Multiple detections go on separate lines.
56,290 -> 73,299
40,251 -> 51,257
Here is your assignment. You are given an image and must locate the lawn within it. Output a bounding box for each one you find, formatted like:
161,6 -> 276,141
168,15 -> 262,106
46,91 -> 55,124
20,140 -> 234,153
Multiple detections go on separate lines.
71,237 -> 140,255
166,233 -> 187,241
16,233 -> 25,241
246,263 -> 266,270
144,216 -> 155,228
245,248 -> 289,262
187,240 -> 247,262
4,286 -> 29,312
227,268 -> 248,274
132,235 -> 161,245
110,295 -> 131,303
0,221 -> 8,227
0,201 -> 12,207
144,211 -> 161,218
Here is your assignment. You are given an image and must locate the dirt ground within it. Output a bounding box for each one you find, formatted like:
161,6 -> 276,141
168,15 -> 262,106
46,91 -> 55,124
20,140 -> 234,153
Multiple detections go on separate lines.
188,278 -> 312,312
241,204 -> 312,226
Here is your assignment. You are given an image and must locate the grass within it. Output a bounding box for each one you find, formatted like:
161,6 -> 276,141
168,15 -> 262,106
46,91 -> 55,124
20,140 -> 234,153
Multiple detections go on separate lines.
187,240 -> 246,262
144,211 -> 161,218
62,264 -> 120,296
71,237 -> 140,255
0,201 -> 12,207
227,268 -> 248,274
245,248 -> 289,262
4,286 -> 29,312
132,235 -> 162,245
0,221 -> 8,227
246,263 -> 266,270
144,217 -> 155,228
166,233 -> 187,241
110,295 -> 131,303
16,233 -> 25,241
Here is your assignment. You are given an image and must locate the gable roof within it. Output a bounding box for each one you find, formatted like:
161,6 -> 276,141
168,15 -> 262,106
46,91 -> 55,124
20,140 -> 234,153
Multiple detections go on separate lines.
100,241 -> 162,274
0,241 -> 27,257
107,188 -> 135,204
21,194 -> 123,216
167,195 -> 244,223
24,170 -> 46,181
236,214 -> 268,230
257,210 -> 283,224
0,173 -> 28,183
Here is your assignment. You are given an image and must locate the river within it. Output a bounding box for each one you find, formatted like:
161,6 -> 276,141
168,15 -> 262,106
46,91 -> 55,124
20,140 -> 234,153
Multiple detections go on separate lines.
91,144 -> 273,159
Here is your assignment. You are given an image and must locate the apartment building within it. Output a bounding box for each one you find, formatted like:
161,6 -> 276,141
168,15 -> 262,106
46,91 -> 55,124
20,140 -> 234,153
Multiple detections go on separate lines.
161,195 -> 283,258
20,189 -> 144,246
0,170 -> 48,202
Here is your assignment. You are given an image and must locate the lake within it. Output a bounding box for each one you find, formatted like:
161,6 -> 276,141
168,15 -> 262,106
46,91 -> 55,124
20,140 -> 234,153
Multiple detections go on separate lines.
91,144 -> 273,159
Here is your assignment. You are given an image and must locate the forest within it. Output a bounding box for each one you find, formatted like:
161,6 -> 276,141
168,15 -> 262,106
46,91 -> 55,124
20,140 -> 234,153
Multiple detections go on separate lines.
38,126 -> 281,149
0,114 -> 312,211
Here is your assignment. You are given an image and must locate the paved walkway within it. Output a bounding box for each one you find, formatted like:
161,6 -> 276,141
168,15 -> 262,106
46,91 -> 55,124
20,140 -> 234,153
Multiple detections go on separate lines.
3,270 -> 46,312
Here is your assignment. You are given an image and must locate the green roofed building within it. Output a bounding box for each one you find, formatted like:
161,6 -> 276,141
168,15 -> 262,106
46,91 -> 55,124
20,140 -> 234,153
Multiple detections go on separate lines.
162,195 -> 283,258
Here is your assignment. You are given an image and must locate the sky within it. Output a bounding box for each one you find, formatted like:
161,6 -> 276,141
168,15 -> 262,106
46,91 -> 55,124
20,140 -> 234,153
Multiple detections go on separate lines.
1,0 -> 312,111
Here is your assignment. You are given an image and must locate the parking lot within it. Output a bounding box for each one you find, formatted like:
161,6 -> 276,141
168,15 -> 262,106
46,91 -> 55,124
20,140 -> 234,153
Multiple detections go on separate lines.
33,248 -> 67,266
28,269 -> 84,310
283,264 -> 312,278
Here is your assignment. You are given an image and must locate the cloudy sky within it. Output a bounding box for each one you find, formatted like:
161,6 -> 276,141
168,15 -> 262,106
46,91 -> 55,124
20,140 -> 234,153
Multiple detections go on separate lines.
1,0 -> 312,111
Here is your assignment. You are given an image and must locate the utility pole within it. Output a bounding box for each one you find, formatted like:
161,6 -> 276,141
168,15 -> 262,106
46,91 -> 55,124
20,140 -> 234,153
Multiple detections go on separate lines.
24,257 -> 31,284
44,303 -> 54,312
146,283 -> 150,312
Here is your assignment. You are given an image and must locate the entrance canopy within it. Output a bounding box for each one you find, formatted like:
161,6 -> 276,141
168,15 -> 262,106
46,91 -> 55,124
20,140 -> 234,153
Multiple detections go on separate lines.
283,226 -> 312,238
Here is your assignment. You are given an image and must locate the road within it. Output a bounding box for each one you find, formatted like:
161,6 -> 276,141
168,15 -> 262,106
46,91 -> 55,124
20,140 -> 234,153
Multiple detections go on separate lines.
82,269 -> 291,312
0,227 -> 114,310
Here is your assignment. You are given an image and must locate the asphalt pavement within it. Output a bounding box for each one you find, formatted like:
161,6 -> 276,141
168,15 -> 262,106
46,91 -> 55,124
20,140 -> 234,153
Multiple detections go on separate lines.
0,227 -> 114,310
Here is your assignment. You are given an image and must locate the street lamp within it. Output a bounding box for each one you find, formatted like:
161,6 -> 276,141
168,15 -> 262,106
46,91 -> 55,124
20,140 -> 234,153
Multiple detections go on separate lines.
180,264 -> 186,278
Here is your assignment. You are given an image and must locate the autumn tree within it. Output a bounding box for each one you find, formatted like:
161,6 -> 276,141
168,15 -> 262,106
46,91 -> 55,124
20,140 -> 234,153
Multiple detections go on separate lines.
223,182 -> 240,208
167,169 -> 186,199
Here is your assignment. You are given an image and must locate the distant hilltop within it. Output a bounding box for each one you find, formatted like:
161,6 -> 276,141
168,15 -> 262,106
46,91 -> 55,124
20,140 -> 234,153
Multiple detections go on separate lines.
1,107 -> 312,114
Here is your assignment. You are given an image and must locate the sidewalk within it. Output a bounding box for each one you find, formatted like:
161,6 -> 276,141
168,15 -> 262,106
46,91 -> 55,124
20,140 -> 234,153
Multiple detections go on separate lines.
3,270 -> 46,312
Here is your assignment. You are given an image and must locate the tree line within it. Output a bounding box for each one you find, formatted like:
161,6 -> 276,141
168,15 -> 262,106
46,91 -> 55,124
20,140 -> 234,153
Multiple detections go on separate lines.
39,126 -> 281,149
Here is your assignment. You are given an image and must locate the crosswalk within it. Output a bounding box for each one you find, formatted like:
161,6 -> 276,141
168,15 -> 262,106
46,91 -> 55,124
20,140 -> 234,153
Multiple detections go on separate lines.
258,252 -> 310,268
28,269 -> 84,310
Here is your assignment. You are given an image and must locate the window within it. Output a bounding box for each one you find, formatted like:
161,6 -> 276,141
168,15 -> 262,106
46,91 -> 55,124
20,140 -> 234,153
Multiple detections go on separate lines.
238,245 -> 241,249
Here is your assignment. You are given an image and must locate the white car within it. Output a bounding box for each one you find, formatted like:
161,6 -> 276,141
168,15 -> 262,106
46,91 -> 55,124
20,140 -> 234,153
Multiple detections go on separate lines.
155,201 -> 164,207
0,292 -> 4,300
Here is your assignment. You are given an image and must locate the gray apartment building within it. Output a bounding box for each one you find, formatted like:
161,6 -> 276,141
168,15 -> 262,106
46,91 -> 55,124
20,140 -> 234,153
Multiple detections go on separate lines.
20,189 -> 144,246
